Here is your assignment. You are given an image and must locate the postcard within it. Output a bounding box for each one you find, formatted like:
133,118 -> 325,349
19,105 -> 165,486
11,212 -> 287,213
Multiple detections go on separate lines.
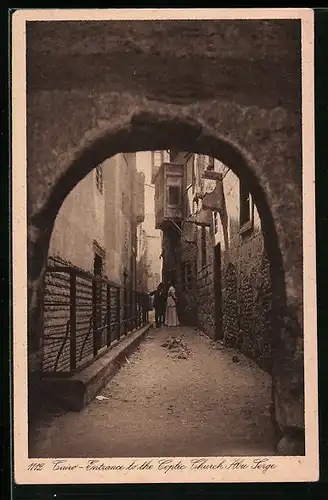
12,8 -> 317,484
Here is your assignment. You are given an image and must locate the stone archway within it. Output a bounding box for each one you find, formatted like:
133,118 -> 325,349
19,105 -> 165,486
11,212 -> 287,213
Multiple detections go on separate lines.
26,19 -> 303,454
27,104 -> 303,454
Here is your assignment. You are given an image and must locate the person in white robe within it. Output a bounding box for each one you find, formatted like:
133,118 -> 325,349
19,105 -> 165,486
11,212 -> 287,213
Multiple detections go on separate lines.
165,282 -> 179,327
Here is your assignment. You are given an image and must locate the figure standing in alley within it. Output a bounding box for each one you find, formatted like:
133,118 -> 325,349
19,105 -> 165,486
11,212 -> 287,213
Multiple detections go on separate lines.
141,292 -> 150,324
165,281 -> 180,327
153,282 -> 166,327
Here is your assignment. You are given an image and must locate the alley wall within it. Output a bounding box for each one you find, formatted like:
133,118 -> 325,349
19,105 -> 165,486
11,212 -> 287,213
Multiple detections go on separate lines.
49,168 -> 105,274
198,167 -> 273,373
176,155 -> 273,373
43,153 -> 146,372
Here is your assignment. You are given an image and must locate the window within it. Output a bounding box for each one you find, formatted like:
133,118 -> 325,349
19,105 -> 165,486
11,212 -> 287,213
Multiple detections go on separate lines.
168,185 -> 180,206
201,226 -> 207,267
239,180 -> 252,230
96,165 -> 103,194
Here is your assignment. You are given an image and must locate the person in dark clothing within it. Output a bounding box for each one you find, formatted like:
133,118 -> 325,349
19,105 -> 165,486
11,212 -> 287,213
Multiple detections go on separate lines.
153,283 -> 166,327
141,293 -> 150,324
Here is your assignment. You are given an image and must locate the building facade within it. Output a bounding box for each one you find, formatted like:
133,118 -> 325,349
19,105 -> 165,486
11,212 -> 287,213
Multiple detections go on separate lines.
142,213 -> 162,292
135,152 -> 162,293
49,153 -> 144,285
43,153 -> 145,372
152,151 -> 273,373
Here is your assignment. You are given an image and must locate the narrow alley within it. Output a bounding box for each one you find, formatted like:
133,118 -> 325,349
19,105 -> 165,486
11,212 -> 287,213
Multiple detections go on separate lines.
30,326 -> 276,458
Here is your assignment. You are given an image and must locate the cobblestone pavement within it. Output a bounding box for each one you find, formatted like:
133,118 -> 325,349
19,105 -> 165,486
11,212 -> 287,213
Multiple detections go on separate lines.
30,326 -> 276,458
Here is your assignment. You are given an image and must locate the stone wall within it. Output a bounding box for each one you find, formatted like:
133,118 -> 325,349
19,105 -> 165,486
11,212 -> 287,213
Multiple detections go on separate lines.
194,230 -> 273,373
237,235 -> 273,373
26,20 -> 301,112
187,164 -> 275,373
214,169 -> 274,372
218,232 -> 273,372
196,227 -> 216,338
197,263 -> 215,337
178,234 -> 198,326
177,161 -> 274,372
222,263 -> 239,347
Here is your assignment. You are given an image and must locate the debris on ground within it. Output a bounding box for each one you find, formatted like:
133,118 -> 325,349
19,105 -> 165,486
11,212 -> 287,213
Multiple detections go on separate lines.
160,336 -> 191,360
145,335 -> 155,342
95,395 -> 109,401
232,356 -> 240,363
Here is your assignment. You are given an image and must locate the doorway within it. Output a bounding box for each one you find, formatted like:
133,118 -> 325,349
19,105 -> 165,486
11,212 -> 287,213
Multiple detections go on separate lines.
214,242 -> 223,340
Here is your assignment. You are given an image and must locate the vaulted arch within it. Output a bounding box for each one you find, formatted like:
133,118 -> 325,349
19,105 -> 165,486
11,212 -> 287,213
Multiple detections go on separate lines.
25,17 -> 304,454
27,101 -> 303,454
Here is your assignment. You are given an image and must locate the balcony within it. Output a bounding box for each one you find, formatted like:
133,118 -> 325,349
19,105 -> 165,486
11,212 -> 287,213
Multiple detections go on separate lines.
154,162 -> 184,230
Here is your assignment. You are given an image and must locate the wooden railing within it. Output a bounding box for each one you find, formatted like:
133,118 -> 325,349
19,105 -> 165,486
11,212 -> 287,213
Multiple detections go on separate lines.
42,265 -> 150,374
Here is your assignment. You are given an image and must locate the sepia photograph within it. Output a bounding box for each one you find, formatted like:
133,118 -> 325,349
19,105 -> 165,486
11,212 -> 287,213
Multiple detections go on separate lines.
12,8 -> 317,484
